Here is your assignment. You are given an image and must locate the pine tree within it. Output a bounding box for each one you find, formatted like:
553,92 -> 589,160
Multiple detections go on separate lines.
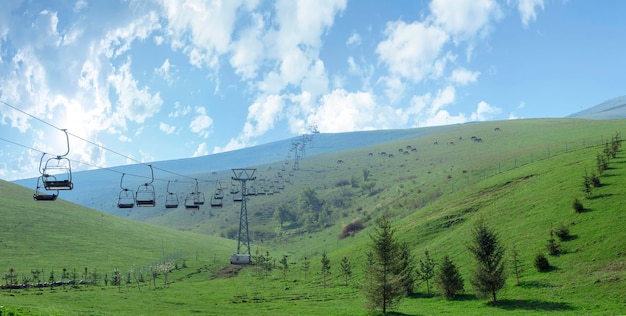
436,255 -> 464,298
320,252 -> 331,288
340,256 -> 352,286
467,218 -> 506,304
279,255 -> 289,280
301,255 -> 310,281
417,249 -> 436,294
365,215 -> 406,314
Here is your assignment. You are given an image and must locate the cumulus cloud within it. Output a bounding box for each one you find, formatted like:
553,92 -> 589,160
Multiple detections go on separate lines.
157,0 -> 249,68
309,89 -> 377,133
108,58 -> 163,124
430,0 -> 501,41
159,122 -> 176,134
376,20 -> 449,83
518,0 -> 544,27
193,142 -> 208,157
450,68 -> 480,85
471,100 -> 501,121
189,107 -> 213,138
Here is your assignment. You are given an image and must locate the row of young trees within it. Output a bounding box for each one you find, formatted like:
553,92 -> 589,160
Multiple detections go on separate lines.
365,216 -> 506,314
1,260 -> 184,292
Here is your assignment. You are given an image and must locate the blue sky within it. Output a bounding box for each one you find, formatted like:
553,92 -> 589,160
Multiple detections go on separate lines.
0,0 -> 624,181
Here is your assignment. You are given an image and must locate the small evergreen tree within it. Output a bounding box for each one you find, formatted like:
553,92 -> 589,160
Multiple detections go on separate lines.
467,218 -> 506,304
510,243 -> 522,286
365,215 -> 406,314
48,270 -> 55,290
279,255 -> 289,280
320,252 -> 331,288
572,197 -> 585,213
417,249 -> 436,294
301,255 -> 310,281
534,253 -> 551,272
436,255 -> 464,298
340,256 -> 352,286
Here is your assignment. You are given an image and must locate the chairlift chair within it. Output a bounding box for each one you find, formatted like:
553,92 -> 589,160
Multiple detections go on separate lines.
210,195 -> 223,208
165,181 -> 179,208
184,192 -> 200,210
42,129 -> 73,190
135,165 -> 156,207
33,176 -> 58,201
193,179 -> 205,205
117,173 -> 135,208
230,180 -> 239,194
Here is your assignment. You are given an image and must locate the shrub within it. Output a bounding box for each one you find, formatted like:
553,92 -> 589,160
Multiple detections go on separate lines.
554,224 -> 571,241
591,173 -> 601,187
534,253 -> 551,272
339,221 -> 365,239
572,198 -> 585,213
547,237 -> 562,256
335,179 -> 350,187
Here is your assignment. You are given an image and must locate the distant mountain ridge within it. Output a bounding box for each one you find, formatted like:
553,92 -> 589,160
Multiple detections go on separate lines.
568,95 -> 626,119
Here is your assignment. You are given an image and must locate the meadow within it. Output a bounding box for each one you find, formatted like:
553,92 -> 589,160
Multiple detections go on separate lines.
1,118 -> 625,315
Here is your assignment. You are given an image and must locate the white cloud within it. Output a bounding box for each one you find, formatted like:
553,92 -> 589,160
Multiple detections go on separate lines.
450,68 -> 480,85
310,89 -> 377,133
193,142 -> 208,157
229,11 -> 265,79
518,0 -> 544,27
100,11 -> 161,58
430,0 -> 501,41
108,58 -> 163,124
376,20 -> 449,83
470,100 -> 501,121
430,86 -> 456,115
155,58 -> 174,84
157,0 -> 249,68
424,109 -> 467,126
346,32 -> 361,46
189,107 -> 213,138
243,94 -> 284,139
159,122 -> 176,134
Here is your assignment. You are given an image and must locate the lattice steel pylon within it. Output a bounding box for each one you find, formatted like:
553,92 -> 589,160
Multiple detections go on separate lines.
230,168 -> 256,264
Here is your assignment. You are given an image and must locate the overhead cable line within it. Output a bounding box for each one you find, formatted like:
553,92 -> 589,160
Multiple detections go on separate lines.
0,99 -> 213,184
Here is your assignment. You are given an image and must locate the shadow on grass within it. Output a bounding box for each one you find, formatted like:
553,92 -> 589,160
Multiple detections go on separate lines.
587,193 -> 614,200
407,292 -> 436,299
490,299 -> 574,311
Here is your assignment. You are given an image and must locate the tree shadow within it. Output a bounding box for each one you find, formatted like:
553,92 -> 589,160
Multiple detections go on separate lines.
407,292 -> 436,299
587,193 -> 614,200
491,299 -> 575,311
559,234 -> 578,242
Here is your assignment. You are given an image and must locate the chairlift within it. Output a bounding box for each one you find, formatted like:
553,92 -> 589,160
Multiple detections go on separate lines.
184,192 -> 200,210
165,180 -> 179,208
229,180 -> 239,194
135,165 -> 156,207
193,179 -> 205,205
33,176 -> 58,201
117,173 -> 135,208
210,195 -> 223,208
41,130 -> 73,190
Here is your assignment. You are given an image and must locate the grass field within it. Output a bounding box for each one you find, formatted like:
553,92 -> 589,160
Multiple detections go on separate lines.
1,118 -> 625,315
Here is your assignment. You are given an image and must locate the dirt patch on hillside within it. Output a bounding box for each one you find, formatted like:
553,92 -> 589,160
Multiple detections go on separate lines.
211,265 -> 244,279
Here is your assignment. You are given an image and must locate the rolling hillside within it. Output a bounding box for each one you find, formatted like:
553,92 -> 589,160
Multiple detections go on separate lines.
1,118 -> 625,315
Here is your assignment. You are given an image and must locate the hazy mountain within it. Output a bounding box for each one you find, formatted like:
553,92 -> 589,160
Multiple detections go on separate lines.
568,95 -> 626,119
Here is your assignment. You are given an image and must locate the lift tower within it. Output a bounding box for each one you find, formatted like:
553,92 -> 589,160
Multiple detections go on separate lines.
230,168 -> 256,264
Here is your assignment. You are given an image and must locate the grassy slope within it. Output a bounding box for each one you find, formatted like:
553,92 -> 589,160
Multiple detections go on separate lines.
1,118 -> 625,315
0,179 -> 236,274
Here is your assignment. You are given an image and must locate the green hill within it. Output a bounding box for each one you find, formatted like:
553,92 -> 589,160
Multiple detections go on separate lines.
1,118 -> 625,315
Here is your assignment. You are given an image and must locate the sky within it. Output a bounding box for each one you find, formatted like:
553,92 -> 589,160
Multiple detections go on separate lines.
0,0 -> 624,181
